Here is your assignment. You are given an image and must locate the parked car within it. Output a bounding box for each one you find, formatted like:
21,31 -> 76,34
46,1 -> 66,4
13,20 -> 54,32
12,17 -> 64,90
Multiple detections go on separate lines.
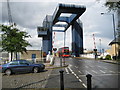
0,60 -> 45,75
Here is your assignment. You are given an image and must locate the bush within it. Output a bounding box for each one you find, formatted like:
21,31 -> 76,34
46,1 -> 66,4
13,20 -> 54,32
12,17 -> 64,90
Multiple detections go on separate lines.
105,55 -> 111,60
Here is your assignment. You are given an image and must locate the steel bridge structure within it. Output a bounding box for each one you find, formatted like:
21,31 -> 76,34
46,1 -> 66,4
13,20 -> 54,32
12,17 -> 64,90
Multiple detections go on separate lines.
37,3 -> 86,57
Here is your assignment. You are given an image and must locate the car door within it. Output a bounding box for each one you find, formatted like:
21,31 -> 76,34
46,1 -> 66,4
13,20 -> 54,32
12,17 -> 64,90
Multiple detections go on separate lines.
19,60 -> 32,72
8,61 -> 21,72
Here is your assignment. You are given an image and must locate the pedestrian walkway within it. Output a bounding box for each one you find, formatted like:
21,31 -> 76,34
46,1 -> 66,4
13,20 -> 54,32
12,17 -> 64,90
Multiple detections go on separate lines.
45,57 -> 68,69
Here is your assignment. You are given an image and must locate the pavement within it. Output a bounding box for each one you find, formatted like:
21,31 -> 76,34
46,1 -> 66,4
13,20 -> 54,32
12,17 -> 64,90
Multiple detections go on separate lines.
45,57 -> 68,69
101,60 -> 120,65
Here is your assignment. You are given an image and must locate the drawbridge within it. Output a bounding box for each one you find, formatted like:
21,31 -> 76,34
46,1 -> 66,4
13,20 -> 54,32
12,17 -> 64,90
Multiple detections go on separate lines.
37,3 -> 86,57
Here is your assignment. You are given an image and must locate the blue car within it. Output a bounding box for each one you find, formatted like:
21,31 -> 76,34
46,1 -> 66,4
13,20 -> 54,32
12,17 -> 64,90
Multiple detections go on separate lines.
0,60 -> 45,75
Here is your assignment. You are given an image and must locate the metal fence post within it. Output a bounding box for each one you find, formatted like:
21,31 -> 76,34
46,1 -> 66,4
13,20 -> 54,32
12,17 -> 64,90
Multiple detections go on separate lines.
59,70 -> 64,90
86,74 -> 92,90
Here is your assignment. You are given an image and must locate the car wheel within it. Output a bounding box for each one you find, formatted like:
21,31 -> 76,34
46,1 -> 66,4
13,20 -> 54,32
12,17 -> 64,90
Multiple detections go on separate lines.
5,69 -> 12,75
33,67 -> 39,73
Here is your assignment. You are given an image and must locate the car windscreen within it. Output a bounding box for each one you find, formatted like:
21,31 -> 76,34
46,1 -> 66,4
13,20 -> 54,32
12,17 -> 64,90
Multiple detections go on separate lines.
9,61 -> 19,65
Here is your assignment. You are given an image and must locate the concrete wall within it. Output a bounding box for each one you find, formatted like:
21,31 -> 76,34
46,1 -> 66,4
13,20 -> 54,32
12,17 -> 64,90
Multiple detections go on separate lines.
20,50 -> 42,62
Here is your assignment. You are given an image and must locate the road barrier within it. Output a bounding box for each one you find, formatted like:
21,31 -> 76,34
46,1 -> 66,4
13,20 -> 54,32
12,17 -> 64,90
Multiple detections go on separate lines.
86,74 -> 92,90
59,70 -> 64,90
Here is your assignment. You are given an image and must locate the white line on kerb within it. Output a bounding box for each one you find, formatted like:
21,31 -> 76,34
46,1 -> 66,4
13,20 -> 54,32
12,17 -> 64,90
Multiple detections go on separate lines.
82,83 -> 87,88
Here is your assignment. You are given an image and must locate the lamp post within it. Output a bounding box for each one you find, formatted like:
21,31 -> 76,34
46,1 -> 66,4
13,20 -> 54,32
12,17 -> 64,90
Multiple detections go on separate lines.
101,13 -> 117,60
99,39 -> 101,55
63,31 -> 66,65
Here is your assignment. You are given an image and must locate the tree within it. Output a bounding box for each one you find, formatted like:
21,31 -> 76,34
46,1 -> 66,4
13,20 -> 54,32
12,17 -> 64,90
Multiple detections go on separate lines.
97,0 -> 120,40
105,1 -> 120,40
106,1 -> 120,43
0,24 -> 31,61
105,1 -> 120,11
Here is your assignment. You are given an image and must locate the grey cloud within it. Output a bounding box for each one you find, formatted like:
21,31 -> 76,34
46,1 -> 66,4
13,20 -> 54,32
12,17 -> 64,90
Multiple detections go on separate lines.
1,2 -> 56,29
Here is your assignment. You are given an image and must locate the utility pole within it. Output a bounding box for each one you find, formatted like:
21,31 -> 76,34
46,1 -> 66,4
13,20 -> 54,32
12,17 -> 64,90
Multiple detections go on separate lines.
7,0 -> 13,25
101,13 -> 117,60
93,34 -> 97,59
63,31 -> 66,65
99,39 -> 101,55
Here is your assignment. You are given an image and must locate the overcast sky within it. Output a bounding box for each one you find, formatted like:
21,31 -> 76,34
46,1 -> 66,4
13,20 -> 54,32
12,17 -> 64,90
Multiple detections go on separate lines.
0,0 -> 118,51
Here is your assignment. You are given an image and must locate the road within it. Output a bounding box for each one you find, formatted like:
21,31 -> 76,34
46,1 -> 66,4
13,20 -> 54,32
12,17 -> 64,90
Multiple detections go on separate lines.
2,57 -> 120,89
45,57 -> 120,89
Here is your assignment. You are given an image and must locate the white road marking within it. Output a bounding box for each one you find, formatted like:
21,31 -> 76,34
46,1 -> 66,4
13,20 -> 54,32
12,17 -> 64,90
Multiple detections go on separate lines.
85,66 -> 89,68
78,71 -> 82,74
78,79 -> 82,82
82,83 -> 87,88
68,67 -> 73,72
85,70 -> 90,74
91,70 -> 98,74
74,73 -> 77,77
76,76 -> 79,79
98,66 -> 102,68
79,75 -> 86,77
93,73 -> 119,76
69,64 -> 72,67
65,68 -> 69,74
68,66 -> 87,89
75,66 -> 78,68
98,66 -> 107,70
72,72 -> 75,74
109,71 -> 115,73
100,70 -> 106,74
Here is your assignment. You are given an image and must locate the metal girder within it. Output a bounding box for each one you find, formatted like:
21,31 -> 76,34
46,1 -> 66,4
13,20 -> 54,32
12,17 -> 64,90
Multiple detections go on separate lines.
52,3 -> 86,25
52,30 -> 64,32
53,24 -> 67,27
58,17 -> 69,23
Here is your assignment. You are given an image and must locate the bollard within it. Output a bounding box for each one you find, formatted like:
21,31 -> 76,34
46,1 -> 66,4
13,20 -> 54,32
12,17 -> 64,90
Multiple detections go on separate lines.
86,74 -> 92,90
59,70 -> 64,90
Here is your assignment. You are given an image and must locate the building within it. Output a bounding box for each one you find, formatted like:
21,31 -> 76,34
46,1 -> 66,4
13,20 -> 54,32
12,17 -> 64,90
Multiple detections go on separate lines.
106,38 -> 120,59
20,50 -> 42,63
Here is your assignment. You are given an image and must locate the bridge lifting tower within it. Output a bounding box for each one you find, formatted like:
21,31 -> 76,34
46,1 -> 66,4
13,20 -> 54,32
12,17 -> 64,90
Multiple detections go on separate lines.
37,4 -> 86,57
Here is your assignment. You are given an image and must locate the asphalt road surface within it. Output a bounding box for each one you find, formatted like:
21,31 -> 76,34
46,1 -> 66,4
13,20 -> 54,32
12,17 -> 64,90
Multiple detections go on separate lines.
45,58 -> 120,89
2,57 -> 120,90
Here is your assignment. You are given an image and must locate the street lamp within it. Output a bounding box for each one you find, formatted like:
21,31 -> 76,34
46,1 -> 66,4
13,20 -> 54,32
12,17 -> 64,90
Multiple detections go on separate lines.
101,12 -> 117,60
99,39 -> 101,55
